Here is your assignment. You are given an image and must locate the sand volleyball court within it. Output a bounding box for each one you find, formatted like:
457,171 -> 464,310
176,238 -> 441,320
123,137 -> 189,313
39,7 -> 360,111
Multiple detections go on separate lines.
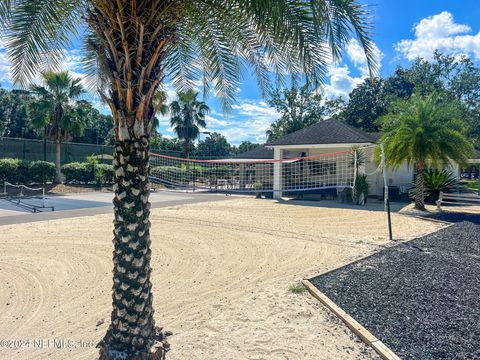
0,198 -> 442,360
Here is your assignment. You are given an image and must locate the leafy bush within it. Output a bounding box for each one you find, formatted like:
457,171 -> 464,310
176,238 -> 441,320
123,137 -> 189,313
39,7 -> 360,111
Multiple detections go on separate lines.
62,160 -> 114,185
96,164 -> 114,184
29,161 -> 56,183
62,162 -> 93,183
0,158 -> 29,184
410,169 -> 457,203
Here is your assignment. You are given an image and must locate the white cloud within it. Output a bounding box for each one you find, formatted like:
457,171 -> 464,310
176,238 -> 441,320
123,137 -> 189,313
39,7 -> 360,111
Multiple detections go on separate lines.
323,65 -> 363,99
320,39 -> 382,99
205,114 -> 230,127
209,100 -> 279,144
396,11 -> 480,61
0,51 -> 11,85
346,39 -> 383,76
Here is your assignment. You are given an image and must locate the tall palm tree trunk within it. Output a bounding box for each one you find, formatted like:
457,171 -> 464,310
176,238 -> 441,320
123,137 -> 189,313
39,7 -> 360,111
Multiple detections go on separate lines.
415,162 -> 426,211
98,134 -> 167,360
55,138 -> 62,184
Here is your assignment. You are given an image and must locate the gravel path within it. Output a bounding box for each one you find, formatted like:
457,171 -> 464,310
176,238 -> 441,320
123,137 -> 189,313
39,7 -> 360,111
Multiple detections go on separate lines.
310,221 -> 480,360
424,211 -> 480,224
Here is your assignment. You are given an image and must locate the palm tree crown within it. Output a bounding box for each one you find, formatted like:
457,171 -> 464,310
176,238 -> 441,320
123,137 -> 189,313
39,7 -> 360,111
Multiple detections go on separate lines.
379,94 -> 474,210
30,71 -> 85,182
170,90 -> 209,157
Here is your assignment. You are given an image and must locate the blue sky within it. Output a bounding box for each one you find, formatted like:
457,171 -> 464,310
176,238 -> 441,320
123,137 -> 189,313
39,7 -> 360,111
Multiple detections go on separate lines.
1,1 -> 480,144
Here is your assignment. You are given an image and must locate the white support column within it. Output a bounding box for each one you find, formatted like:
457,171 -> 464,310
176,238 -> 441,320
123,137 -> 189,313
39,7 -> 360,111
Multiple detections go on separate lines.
273,147 -> 282,200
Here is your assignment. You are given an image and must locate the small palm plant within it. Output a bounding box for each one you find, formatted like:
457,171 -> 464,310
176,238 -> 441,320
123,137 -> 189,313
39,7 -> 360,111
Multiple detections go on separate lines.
351,146 -> 368,204
30,71 -> 85,183
354,174 -> 369,205
380,94 -> 474,211
409,169 -> 457,204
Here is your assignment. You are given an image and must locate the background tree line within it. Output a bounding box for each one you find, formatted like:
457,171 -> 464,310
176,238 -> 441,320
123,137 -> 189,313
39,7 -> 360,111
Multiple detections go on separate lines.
0,85 -> 114,144
0,82 -> 261,159
3,52 -> 478,161
266,52 -> 480,148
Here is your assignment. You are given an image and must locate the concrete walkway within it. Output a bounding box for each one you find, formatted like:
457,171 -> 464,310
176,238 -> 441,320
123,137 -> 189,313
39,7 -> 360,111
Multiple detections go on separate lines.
0,190 -> 232,226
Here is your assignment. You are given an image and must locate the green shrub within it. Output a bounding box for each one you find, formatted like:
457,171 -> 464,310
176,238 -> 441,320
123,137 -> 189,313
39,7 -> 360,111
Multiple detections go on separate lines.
85,156 -> 103,186
96,164 -> 114,184
62,162 -> 93,183
0,158 -> 29,184
409,169 -> 457,203
29,161 -> 56,183
62,161 -> 114,185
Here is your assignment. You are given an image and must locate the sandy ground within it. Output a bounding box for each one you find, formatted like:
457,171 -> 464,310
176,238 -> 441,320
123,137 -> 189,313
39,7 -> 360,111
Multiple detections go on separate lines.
0,198 -> 443,360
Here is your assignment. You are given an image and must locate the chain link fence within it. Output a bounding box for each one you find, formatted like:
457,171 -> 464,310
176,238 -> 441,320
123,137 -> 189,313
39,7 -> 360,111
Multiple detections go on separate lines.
1,137 -> 233,165
0,137 -> 194,164
0,137 -> 115,164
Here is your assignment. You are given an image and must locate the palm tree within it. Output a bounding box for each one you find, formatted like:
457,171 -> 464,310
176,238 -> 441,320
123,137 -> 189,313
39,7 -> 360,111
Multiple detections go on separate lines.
30,71 -> 85,183
1,2 -> 377,359
379,94 -> 474,211
170,90 -> 208,158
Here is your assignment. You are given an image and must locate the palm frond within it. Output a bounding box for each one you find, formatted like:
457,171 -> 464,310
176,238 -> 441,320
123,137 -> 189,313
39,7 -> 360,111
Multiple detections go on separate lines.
0,0 -> 13,31
82,32 -> 111,95
3,0 -> 84,86
170,0 -> 377,110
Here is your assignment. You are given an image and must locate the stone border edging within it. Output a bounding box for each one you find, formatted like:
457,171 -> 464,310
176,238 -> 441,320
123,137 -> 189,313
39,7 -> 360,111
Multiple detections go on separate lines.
302,279 -> 401,360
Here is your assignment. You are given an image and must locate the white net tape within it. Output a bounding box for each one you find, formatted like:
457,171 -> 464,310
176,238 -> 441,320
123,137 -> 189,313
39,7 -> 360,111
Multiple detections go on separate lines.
150,149 -> 356,193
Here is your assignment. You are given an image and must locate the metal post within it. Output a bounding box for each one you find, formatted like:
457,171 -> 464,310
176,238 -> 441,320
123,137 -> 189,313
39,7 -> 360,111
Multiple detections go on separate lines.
386,198 -> 393,240
381,143 -> 393,240
353,149 -> 358,202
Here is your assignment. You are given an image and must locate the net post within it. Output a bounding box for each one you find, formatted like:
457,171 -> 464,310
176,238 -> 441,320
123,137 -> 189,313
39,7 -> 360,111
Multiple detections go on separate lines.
42,186 -> 45,208
273,148 -> 282,200
381,143 -> 393,240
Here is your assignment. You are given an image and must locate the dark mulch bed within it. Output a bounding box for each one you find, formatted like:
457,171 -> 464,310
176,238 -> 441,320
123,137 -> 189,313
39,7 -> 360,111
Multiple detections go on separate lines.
423,211 -> 480,225
310,222 -> 480,360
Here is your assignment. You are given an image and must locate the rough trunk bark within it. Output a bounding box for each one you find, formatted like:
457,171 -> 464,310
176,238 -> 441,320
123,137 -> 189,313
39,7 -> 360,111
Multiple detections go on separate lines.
55,139 -> 62,184
98,137 -> 168,360
86,4 -> 180,358
415,162 -> 426,211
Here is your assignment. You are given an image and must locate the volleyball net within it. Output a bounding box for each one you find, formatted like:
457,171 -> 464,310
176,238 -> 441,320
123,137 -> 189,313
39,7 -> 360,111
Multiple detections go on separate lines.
150,149 -> 357,194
